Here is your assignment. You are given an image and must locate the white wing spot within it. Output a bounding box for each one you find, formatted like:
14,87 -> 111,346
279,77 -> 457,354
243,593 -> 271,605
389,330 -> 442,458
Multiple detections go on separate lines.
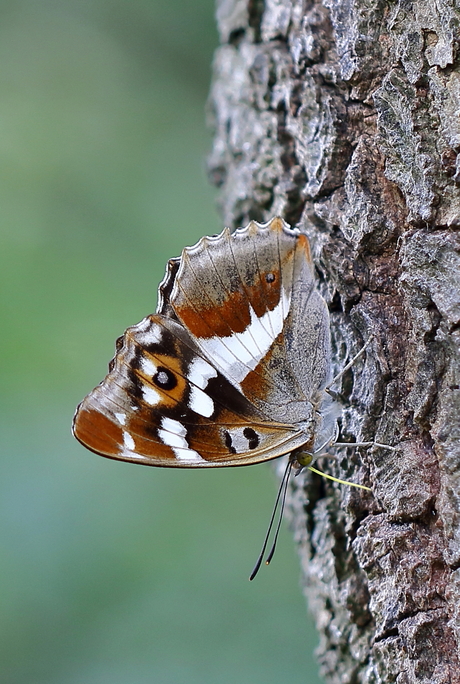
135,319 -> 163,347
119,430 -> 151,461
140,356 -> 157,377
158,417 -> 204,462
188,386 -> 214,418
123,431 -> 135,451
188,357 -> 218,389
197,297 -> 290,387
187,357 -> 217,417
133,317 -> 151,332
115,413 -> 126,425
142,385 -> 161,406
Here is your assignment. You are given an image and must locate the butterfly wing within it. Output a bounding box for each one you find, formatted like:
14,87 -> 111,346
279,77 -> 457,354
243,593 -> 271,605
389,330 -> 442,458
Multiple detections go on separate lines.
73,314 -> 310,466
73,217 -> 332,466
168,217 -> 331,424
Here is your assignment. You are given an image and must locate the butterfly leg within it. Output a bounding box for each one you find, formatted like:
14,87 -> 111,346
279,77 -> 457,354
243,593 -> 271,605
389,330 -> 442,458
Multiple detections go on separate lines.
325,335 -> 374,395
289,429 -> 396,491
333,440 -> 397,451
323,336 -> 398,453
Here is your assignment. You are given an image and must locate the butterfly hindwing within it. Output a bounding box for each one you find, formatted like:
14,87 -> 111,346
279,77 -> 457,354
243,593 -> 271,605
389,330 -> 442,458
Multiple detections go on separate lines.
168,217 -> 330,422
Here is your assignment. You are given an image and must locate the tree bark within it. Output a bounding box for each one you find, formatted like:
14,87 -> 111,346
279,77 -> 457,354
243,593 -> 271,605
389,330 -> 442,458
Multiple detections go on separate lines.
208,1 -> 460,682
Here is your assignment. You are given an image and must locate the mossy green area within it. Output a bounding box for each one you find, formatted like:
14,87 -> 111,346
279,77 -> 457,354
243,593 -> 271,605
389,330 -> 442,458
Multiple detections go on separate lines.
0,2 -> 322,682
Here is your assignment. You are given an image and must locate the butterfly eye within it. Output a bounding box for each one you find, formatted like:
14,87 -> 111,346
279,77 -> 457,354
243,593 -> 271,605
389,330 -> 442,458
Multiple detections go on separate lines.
153,366 -> 177,391
265,272 -> 276,283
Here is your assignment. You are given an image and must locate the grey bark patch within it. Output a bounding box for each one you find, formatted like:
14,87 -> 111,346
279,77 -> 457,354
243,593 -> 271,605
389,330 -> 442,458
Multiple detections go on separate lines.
210,0 -> 460,680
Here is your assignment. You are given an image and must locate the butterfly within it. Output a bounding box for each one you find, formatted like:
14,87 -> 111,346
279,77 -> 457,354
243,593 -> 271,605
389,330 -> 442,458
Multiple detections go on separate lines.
72,217 -> 342,471
73,217 -> 396,578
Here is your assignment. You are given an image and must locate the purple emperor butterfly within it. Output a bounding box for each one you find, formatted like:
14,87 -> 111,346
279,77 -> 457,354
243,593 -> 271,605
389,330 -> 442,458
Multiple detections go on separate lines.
73,217 -> 395,578
73,217 -> 340,468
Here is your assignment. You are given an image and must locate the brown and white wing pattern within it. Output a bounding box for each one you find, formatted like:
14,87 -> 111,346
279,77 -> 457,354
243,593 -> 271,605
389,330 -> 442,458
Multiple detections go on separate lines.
72,217 -> 332,467
72,314 -> 311,466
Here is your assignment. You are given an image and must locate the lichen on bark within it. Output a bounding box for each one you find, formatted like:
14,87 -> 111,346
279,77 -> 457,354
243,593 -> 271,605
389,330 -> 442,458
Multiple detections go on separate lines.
208,0 -> 460,682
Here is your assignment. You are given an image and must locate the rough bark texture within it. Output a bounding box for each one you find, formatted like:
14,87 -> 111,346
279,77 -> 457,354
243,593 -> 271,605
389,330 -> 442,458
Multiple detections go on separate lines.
208,1 -> 460,682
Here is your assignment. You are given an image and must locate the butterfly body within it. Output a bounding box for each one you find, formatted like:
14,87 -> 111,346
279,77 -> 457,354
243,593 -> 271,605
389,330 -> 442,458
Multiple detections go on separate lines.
73,217 -> 339,468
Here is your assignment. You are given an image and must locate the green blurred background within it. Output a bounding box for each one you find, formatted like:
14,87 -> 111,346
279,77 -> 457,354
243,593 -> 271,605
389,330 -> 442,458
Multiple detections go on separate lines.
0,1 -> 323,682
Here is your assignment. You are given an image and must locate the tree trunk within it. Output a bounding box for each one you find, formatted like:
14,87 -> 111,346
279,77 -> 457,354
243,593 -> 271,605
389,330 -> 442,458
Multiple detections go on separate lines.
208,1 -> 460,682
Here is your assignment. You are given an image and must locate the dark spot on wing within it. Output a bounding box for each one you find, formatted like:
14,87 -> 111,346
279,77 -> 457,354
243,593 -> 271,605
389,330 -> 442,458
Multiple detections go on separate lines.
127,368 -> 144,401
224,430 -> 236,454
243,427 -> 260,450
153,366 -> 177,391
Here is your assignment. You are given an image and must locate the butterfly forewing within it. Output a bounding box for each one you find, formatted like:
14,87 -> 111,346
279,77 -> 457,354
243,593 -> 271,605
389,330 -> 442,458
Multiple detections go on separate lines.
73,312 -> 309,466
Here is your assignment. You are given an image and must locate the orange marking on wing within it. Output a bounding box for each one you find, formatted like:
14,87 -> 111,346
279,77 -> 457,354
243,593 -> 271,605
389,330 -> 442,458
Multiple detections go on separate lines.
256,267 -> 282,312
74,404 -> 186,463
134,352 -> 187,407
268,217 -> 285,233
241,282 -> 268,318
73,407 -> 124,457
175,292 -> 251,338
122,416 -> 180,461
296,233 -> 312,263
240,367 -> 278,405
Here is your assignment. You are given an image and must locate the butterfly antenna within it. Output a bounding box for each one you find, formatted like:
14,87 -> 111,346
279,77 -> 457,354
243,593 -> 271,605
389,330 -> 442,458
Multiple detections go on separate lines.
249,460 -> 293,581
